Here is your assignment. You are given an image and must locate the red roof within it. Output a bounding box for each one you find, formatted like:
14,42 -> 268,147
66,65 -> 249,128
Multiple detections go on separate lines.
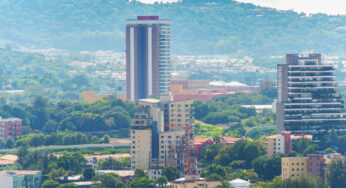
219,137 -> 244,145
193,138 -> 214,145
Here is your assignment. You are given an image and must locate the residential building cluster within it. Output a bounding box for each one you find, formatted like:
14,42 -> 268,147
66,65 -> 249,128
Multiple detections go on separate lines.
266,131 -> 312,157
130,95 -> 196,178
281,153 -> 343,182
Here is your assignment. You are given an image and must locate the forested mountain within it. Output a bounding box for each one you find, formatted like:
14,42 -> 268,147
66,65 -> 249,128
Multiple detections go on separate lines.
0,0 -> 346,55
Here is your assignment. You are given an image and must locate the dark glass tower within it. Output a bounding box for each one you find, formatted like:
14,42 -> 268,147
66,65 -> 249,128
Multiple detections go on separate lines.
276,54 -> 346,134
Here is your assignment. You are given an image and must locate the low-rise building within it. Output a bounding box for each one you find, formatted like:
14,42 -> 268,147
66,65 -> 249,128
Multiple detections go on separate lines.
229,178 -> 250,188
266,132 -> 312,157
169,174 -> 221,188
193,138 -> 214,158
281,153 -> 343,182
219,137 -> 245,146
85,154 -> 130,168
281,157 -> 308,179
96,170 -> 134,183
0,155 -> 18,168
0,170 -> 42,188
0,118 -> 22,140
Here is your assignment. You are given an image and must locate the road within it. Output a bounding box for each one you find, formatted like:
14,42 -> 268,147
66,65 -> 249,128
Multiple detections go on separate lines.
0,139 -> 130,153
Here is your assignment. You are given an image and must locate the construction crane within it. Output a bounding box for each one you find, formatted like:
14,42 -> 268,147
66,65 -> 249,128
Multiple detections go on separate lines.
164,124 -> 192,174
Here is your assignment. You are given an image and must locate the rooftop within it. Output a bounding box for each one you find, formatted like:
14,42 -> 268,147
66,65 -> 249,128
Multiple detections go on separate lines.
0,170 -> 41,175
97,170 -> 134,177
85,153 -> 130,160
138,98 -> 161,104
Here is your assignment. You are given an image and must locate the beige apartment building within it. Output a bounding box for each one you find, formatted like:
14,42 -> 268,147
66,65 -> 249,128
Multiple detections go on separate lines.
266,131 -> 313,157
266,134 -> 285,157
281,157 -> 308,179
130,97 -> 195,176
169,100 -> 193,128
158,130 -> 185,168
130,105 -> 154,170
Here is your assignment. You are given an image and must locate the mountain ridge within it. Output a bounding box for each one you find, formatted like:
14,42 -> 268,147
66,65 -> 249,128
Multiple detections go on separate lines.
0,0 -> 346,56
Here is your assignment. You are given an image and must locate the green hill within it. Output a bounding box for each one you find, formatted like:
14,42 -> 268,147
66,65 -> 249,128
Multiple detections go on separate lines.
1,0 -> 346,55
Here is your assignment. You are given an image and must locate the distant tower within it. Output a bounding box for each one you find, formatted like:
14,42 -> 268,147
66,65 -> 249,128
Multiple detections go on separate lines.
125,16 -> 171,101
276,53 -> 346,134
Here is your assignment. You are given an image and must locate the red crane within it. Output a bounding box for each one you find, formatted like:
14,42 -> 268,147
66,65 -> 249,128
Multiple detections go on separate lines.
165,124 -> 192,174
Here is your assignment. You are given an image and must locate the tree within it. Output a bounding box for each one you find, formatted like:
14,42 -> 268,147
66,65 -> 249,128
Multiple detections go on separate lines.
83,168 -> 95,180
134,168 -> 147,178
161,166 -> 180,181
17,145 -> 29,165
93,173 -> 125,188
31,96 -> 49,130
200,143 -> 224,162
327,158 -> 346,188
272,175 -> 324,188
202,164 -> 227,181
99,157 -> 125,170
5,137 -> 14,148
103,135 -> 110,143
252,154 -> 282,181
156,176 -> 168,187
325,148 -> 337,154
293,138 -> 314,154
130,177 -> 156,188
43,120 -> 59,133
41,180 -> 60,188
215,140 -> 263,168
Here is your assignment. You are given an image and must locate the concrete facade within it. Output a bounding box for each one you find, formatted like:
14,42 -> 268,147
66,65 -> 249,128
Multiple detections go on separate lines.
281,157 -> 308,179
0,171 -> 42,188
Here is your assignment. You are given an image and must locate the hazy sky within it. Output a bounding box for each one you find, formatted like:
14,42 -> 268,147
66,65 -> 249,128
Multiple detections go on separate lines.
136,0 -> 346,15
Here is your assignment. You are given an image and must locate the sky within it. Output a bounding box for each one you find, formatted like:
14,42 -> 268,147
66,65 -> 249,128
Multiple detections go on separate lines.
135,0 -> 346,15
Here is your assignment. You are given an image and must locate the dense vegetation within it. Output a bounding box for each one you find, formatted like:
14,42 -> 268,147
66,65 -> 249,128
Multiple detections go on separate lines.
198,138 -> 346,187
0,96 -> 136,133
193,92 -> 275,138
0,48 -> 122,102
0,0 -> 346,56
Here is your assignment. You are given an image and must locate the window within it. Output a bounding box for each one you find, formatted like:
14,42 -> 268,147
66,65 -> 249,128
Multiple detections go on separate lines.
292,163 -> 294,166
132,151 -> 135,154
292,168 -> 294,171
301,163 -> 304,165
297,163 -> 299,165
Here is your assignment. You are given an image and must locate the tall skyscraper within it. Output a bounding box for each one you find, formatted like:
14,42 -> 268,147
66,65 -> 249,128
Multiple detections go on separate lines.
125,16 -> 171,101
276,54 -> 346,135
